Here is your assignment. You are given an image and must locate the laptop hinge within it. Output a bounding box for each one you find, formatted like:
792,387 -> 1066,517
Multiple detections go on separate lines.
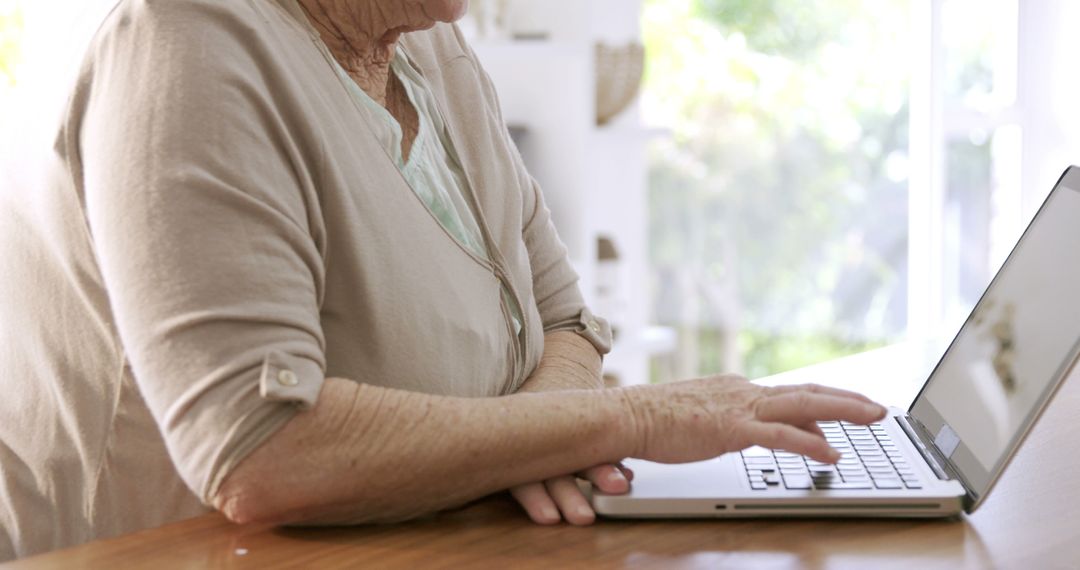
895,415 -> 953,482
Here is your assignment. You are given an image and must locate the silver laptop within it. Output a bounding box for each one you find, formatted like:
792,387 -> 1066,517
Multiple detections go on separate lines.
592,165 -> 1080,518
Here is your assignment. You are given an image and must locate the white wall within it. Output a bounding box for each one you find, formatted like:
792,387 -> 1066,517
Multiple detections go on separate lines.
1019,0 -> 1080,213
506,0 -> 641,44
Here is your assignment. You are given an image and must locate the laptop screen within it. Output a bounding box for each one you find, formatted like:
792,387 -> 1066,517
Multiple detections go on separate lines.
909,167 -> 1080,505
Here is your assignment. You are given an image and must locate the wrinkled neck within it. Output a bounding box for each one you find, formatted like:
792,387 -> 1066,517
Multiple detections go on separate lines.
296,0 -> 414,103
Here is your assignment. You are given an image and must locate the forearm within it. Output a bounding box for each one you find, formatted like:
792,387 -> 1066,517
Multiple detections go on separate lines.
214,377 -> 634,526
518,331 -> 604,393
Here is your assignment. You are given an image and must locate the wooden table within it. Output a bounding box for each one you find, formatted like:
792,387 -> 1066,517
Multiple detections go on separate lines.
7,344 -> 1080,569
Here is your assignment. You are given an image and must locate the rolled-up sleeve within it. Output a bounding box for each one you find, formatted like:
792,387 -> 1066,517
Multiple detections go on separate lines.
520,177 -> 613,355
76,2 -> 326,503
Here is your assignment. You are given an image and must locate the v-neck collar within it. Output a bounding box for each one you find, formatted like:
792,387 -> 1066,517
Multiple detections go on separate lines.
283,1 -> 532,389
330,53 -> 425,171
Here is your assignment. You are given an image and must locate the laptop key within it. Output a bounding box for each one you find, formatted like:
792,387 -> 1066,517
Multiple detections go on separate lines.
818,481 -> 874,490
784,476 -> 813,490
742,446 -> 773,457
873,479 -> 903,489
750,481 -> 768,490
744,456 -> 777,463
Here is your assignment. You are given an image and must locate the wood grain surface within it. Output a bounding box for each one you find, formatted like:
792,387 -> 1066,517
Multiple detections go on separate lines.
6,348 -> 1079,569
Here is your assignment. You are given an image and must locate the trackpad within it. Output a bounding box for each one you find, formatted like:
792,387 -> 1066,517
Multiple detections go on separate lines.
618,455 -> 743,499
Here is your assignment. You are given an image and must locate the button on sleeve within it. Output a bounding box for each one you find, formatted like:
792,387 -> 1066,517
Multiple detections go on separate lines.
573,308 -> 614,355
260,351 -> 324,408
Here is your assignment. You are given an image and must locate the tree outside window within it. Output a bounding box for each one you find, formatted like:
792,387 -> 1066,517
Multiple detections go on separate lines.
643,0 -> 913,380
643,0 -> 1017,382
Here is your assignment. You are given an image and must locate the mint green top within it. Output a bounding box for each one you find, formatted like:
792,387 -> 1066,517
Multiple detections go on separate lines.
333,50 -> 522,335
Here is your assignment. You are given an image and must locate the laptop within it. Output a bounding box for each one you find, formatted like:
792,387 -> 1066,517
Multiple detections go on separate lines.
592,165 -> 1080,518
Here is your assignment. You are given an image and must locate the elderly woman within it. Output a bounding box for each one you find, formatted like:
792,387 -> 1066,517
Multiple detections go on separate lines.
0,0 -> 886,560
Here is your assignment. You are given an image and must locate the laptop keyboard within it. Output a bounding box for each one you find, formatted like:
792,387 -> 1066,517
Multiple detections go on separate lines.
741,421 -> 922,491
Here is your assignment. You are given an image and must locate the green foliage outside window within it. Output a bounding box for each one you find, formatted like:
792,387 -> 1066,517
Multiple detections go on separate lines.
643,0 -> 911,380
695,0 -> 862,61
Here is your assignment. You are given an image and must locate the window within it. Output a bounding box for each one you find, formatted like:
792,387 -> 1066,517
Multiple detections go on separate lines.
643,0 -> 1040,381
919,0 -> 1022,334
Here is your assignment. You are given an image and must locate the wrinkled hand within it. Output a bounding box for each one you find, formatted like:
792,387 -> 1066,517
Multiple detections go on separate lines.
624,374 -> 888,464
510,463 -> 634,525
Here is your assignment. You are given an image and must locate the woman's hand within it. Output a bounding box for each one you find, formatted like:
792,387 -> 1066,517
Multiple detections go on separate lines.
622,374 -> 888,465
510,331 -> 615,525
509,463 -> 634,526
507,373 -> 885,526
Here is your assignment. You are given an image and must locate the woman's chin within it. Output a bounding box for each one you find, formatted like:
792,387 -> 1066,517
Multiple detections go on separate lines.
426,0 -> 469,23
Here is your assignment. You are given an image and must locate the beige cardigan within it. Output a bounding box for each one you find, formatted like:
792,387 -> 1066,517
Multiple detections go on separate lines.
0,0 -> 611,560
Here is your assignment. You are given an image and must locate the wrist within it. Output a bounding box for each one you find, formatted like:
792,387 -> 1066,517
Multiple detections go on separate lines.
604,386 -> 648,460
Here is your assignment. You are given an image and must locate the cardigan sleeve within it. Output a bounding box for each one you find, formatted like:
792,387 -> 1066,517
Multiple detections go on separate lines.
520,176 -> 614,355
75,0 -> 327,504
455,25 -> 613,356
